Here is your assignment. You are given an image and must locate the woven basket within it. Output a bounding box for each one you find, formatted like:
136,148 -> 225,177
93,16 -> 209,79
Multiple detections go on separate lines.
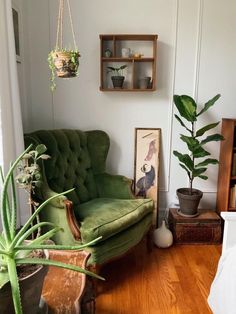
52,51 -> 79,78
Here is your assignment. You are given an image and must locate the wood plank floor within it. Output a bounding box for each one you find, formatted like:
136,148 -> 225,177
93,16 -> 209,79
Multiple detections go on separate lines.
96,242 -> 221,314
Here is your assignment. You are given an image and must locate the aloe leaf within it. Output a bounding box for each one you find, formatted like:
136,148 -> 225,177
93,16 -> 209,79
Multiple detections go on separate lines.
197,94 -> 221,116
10,164 -> 17,238
173,151 -> 194,171
14,222 -> 56,247
0,270 -> 10,288
7,257 -> 23,314
174,95 -> 197,122
15,227 -> 62,260
16,236 -> 102,251
0,167 -> 11,233
1,145 -> 32,243
174,114 -> 192,134
23,227 -> 62,247
196,122 -> 220,137
16,258 -> 105,281
201,134 -> 224,145
10,189 -> 74,249
195,158 -> 219,168
0,231 -> 6,247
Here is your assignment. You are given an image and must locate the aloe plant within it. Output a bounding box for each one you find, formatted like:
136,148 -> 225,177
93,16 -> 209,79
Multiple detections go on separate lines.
173,94 -> 224,194
0,145 -> 104,314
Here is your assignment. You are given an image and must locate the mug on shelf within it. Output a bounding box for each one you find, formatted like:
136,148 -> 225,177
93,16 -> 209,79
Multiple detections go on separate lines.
121,48 -> 131,58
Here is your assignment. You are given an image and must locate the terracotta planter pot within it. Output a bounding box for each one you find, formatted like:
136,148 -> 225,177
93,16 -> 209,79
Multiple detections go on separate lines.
52,51 -> 79,78
177,188 -> 203,217
0,253 -> 48,314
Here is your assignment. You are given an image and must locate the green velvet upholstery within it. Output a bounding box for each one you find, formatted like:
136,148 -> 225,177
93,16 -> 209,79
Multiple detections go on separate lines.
24,129 -> 154,266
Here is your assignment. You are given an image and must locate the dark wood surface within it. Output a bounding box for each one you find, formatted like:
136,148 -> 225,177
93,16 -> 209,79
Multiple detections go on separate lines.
42,250 -> 90,314
168,208 -> 221,244
96,240 -> 221,314
216,118 -> 236,212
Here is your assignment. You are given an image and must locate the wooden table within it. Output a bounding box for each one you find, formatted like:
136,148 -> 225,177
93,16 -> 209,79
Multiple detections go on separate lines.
42,250 -> 92,314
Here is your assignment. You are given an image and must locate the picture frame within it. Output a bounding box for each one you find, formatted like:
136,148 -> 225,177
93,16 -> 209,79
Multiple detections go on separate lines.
134,128 -> 161,226
12,5 -> 21,63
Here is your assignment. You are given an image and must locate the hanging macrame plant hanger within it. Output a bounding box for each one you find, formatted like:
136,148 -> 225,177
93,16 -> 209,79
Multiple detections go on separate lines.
48,0 -> 80,91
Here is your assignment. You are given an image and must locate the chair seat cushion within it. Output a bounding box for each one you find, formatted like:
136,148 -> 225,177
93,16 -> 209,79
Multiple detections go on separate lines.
76,198 -> 153,243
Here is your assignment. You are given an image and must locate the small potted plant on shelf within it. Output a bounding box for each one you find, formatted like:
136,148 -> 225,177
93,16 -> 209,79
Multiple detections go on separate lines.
173,94 -> 224,217
107,64 -> 127,88
0,145 -> 103,314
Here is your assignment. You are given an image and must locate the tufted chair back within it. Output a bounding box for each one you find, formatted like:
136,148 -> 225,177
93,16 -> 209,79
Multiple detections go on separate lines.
24,129 -> 110,208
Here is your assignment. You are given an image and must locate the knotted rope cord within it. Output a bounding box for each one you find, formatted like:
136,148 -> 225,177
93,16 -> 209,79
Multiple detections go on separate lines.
66,0 -> 77,50
55,0 -> 77,50
55,0 -> 63,49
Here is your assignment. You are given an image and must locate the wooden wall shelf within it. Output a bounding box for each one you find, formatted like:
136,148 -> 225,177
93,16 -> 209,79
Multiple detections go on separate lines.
99,34 -> 158,92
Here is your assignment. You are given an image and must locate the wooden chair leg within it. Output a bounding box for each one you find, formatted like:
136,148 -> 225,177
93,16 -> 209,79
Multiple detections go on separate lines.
88,264 -> 102,296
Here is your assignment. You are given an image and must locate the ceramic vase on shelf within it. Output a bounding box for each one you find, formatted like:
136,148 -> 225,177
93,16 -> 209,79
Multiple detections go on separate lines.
153,220 -> 173,248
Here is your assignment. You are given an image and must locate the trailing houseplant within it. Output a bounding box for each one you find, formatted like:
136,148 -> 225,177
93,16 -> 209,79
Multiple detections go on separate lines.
107,65 -> 127,88
173,94 -> 224,217
0,145 -> 103,314
48,0 -> 81,91
48,49 -> 80,91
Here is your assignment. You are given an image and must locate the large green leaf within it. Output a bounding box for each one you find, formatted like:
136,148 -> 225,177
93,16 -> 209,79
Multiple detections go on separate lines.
192,167 -> 207,178
196,122 -> 220,137
180,135 -> 199,152
195,158 -> 219,168
197,94 -> 221,116
174,114 -> 192,134
173,151 -> 194,170
179,163 -> 191,179
174,95 -> 197,122
192,146 -> 210,158
201,134 -> 224,145
199,175 -> 208,180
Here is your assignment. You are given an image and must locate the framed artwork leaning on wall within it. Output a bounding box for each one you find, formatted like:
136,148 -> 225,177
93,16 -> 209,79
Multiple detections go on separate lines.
134,128 -> 161,227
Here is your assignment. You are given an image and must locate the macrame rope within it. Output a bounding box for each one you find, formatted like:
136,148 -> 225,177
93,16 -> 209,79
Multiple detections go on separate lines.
55,0 -> 77,50
66,0 -> 77,50
56,0 -> 63,49
60,0 -> 64,48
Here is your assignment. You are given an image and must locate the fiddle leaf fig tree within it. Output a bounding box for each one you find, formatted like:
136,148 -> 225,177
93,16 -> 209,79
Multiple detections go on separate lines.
173,94 -> 224,194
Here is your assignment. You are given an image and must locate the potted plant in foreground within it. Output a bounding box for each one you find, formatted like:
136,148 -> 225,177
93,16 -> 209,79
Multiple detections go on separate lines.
173,94 -> 224,217
107,65 -> 127,88
0,145 -> 103,314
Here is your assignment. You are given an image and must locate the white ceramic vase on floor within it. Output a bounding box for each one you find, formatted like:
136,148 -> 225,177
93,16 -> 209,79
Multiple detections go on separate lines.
153,220 -> 173,248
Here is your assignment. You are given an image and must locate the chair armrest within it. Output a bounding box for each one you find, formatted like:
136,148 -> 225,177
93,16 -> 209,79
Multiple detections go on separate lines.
95,173 -> 135,199
39,186 -> 82,243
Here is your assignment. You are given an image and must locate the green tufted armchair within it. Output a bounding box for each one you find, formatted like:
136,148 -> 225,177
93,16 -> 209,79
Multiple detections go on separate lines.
24,129 -> 154,268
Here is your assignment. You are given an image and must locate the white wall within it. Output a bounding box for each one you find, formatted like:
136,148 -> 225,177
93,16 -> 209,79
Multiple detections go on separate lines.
21,0 -> 236,220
